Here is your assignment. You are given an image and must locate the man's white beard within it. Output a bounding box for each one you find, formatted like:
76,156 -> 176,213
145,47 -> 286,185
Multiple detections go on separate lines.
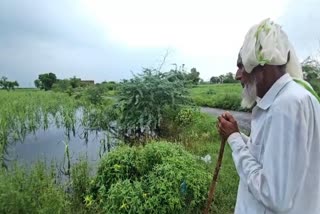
241,80 -> 257,109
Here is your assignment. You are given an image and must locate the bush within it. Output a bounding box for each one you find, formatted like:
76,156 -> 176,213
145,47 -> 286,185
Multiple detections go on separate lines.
117,68 -> 190,143
310,79 -> 320,96
85,85 -> 105,105
170,112 -> 239,214
52,79 -> 73,94
101,81 -> 118,91
89,142 -> 211,213
160,107 -> 217,148
0,163 -> 69,214
176,107 -> 201,126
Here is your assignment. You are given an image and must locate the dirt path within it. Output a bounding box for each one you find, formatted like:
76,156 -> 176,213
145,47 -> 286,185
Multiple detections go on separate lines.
200,107 -> 252,132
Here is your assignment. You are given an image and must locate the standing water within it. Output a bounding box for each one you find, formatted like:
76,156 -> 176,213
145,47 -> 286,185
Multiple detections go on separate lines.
4,109 -> 116,170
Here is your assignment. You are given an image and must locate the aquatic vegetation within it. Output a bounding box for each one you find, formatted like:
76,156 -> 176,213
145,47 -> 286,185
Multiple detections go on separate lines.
0,90 -> 90,167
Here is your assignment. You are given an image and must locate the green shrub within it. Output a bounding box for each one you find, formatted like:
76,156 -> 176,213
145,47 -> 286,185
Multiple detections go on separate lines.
160,108 -> 217,148
85,86 -> 105,105
52,80 -> 71,91
101,81 -> 118,91
117,68 -> 190,143
104,179 -> 145,213
159,109 -> 239,214
176,107 -> 201,126
173,112 -> 239,214
89,142 -> 210,213
310,79 -> 320,96
0,162 -> 69,214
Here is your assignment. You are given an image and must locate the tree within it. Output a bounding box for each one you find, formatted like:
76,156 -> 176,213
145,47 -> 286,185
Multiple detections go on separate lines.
223,72 -> 237,83
165,63 -> 188,83
167,69 -> 187,82
35,73 -> 57,90
218,75 -> 225,83
34,79 -> 41,88
8,81 -> 19,90
166,65 -> 202,85
0,76 -> 8,89
302,57 -> 320,81
302,56 -> 320,95
210,76 -> 220,84
211,73 -> 237,84
0,77 -> 19,90
69,76 -> 81,88
186,68 -> 200,84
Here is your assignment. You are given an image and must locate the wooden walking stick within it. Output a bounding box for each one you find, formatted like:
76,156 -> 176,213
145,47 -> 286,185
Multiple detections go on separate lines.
203,137 -> 227,214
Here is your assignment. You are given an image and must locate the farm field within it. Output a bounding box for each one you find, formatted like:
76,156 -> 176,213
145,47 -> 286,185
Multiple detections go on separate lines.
0,84 -> 239,213
189,84 -> 244,111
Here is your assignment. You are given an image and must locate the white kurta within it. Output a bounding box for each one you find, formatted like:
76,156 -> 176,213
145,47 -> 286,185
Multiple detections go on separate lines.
228,74 -> 320,214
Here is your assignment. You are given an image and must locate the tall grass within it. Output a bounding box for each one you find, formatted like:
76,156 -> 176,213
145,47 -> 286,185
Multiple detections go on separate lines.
0,162 -> 69,214
0,159 -> 96,214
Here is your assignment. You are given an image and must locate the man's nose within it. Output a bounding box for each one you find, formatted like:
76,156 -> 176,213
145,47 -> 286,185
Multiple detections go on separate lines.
235,68 -> 245,88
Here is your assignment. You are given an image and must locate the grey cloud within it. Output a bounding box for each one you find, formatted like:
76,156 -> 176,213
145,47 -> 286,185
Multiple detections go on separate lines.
0,0 -> 168,87
0,0 -> 106,48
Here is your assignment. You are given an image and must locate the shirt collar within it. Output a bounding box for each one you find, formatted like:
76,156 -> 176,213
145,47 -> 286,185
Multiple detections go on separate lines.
256,73 -> 292,110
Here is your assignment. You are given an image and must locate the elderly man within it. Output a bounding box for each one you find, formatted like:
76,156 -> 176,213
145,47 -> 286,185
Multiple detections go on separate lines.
218,19 -> 320,213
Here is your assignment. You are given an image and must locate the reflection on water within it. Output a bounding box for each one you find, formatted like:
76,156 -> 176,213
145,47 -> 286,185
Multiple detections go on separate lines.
5,123 -> 112,168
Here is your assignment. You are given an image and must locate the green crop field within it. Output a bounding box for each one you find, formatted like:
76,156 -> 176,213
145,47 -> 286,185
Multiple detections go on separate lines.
189,83 -> 244,111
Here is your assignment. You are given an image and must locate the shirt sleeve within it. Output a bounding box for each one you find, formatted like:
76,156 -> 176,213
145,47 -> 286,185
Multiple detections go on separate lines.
228,132 -> 249,144
240,132 -> 249,143
227,101 -> 309,212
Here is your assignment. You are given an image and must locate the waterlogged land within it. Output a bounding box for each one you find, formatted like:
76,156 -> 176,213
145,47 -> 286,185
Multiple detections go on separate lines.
0,84 -> 239,214
0,90 -> 114,168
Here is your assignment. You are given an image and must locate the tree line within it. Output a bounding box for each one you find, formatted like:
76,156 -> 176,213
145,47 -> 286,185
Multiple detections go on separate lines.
34,66 -> 202,91
3,58 -> 318,93
0,76 -> 19,90
34,73 -> 84,91
209,72 -> 237,84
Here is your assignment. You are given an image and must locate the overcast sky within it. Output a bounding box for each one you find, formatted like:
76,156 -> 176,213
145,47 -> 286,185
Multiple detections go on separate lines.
0,0 -> 319,87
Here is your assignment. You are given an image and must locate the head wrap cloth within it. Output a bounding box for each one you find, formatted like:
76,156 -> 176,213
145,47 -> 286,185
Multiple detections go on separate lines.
240,18 -> 303,79
239,19 -> 320,102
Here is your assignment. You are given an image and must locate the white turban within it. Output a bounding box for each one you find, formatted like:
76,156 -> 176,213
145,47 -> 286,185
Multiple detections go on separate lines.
240,18 -> 303,79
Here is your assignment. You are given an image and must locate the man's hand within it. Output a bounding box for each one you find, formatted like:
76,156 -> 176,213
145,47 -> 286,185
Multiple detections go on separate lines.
217,112 -> 240,140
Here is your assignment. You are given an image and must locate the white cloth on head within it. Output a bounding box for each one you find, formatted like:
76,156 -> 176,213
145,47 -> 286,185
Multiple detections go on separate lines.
240,18 -> 303,79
